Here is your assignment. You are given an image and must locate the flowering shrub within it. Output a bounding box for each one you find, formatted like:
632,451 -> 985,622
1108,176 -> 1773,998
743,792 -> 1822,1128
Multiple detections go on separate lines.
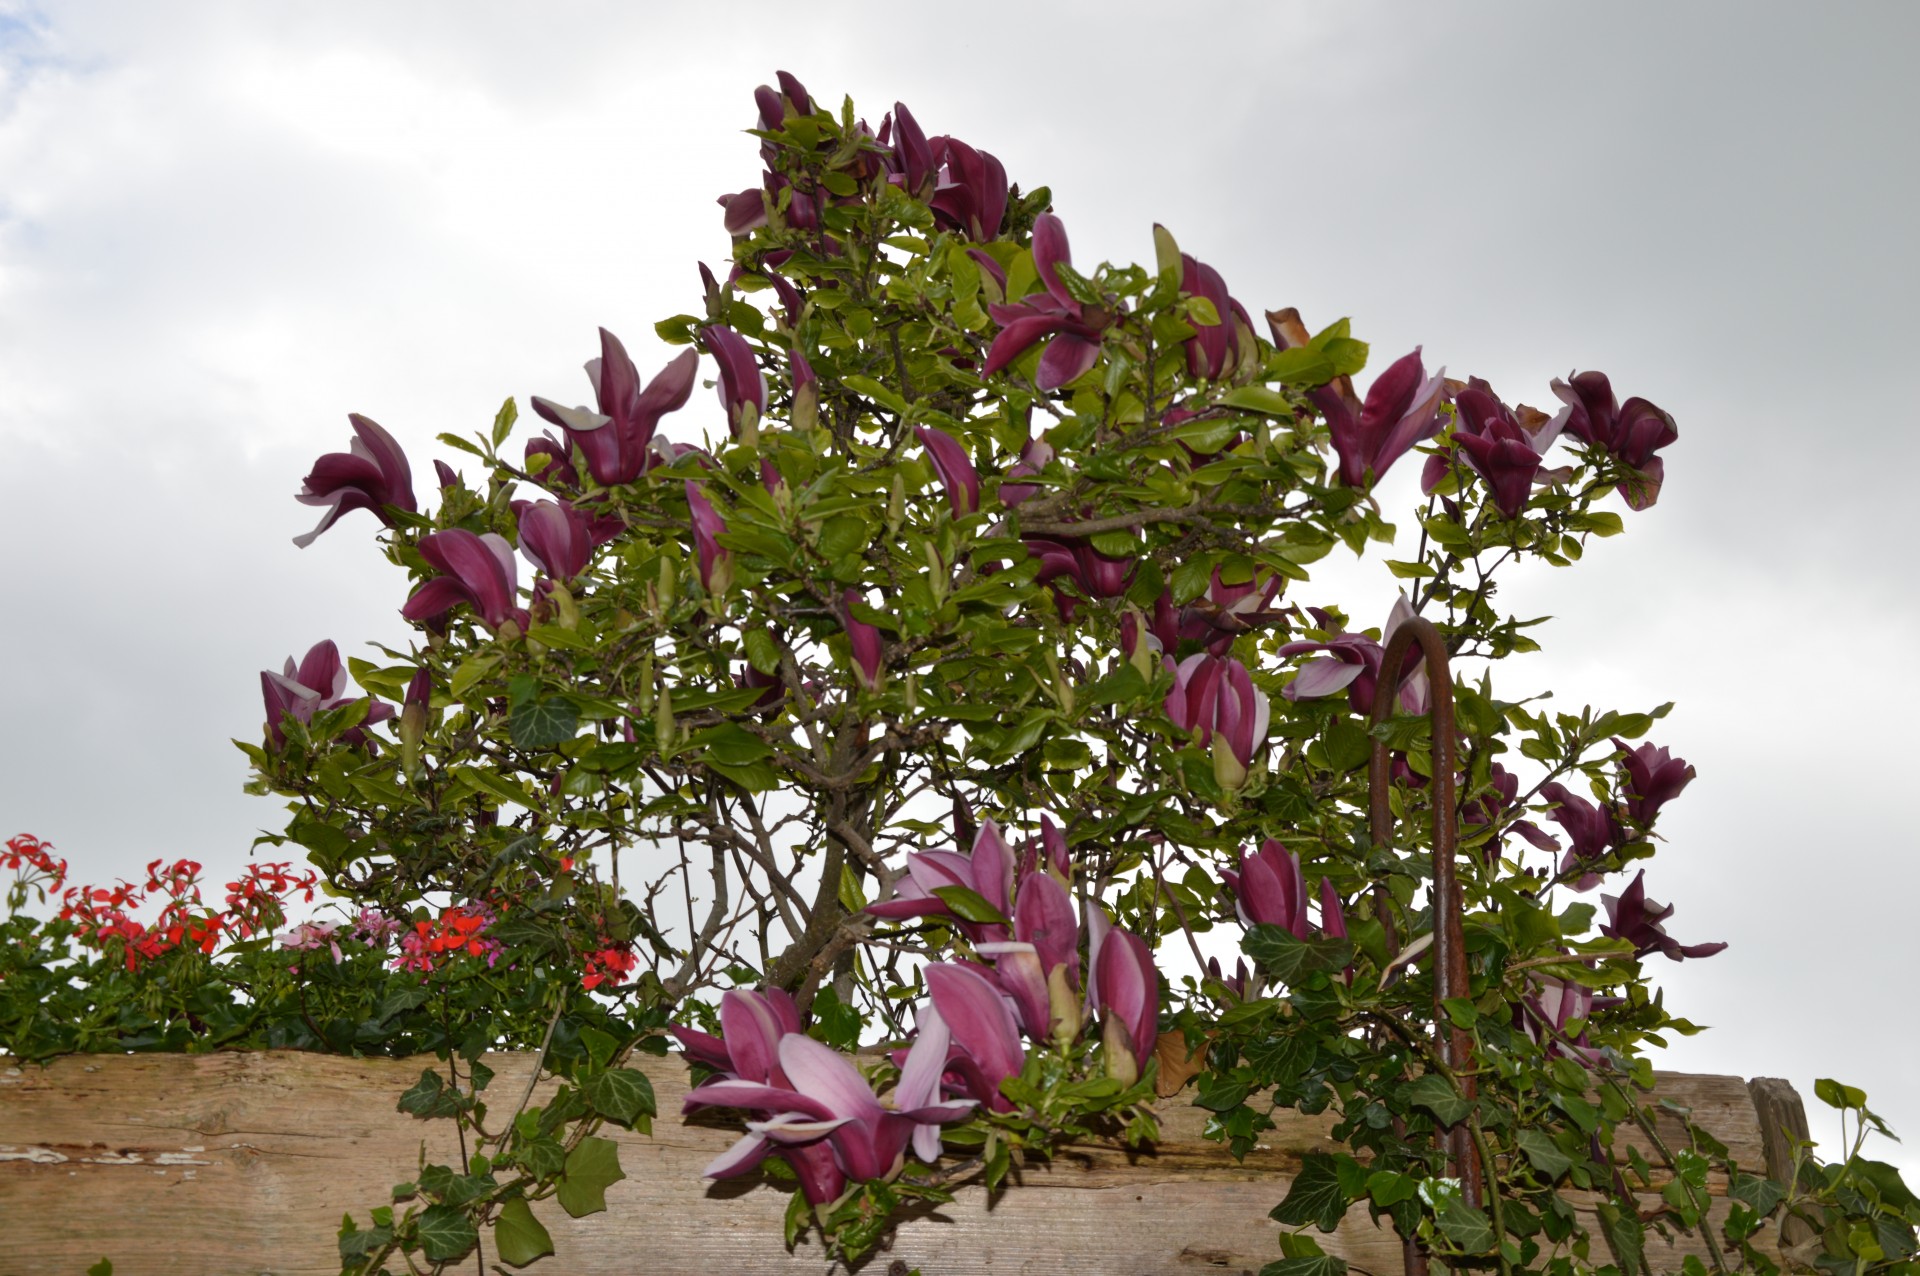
6,70 -> 1916,1276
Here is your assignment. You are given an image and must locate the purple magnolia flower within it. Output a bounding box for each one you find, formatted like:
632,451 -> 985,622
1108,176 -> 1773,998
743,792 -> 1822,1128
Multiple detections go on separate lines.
1539,781 -> 1624,890
1463,763 -> 1560,860
915,425 -> 982,516
923,962 -> 1028,1113
1221,840 -> 1311,938
686,481 -> 732,595
1094,928 -> 1159,1087
293,414 -> 418,547
865,820 -> 1016,943
433,460 -> 460,490
1551,371 -> 1678,510
1279,597 -> 1428,715
1177,567 -> 1286,656
523,432 -> 580,492
928,135 -> 1009,241
1422,377 -> 1567,518
999,435 -> 1052,507
1613,738 -> 1695,826
402,530 -> 526,632
1163,653 -> 1270,789
1205,956 -> 1253,1000
670,987 -> 803,1083
1021,529 -> 1136,619
514,499 -> 598,582
1516,974 -> 1604,1064
261,639 -> 395,749
1601,871 -> 1726,962
976,868 -> 1081,1044
887,101 -> 936,197
703,325 -> 768,436
981,214 -> 1113,391
682,1022 -> 972,1204
1015,814 -> 1070,883
531,330 -> 698,487
1178,251 -> 1256,381
1318,878 -> 1348,940
1318,347 -> 1448,489
839,589 -> 884,691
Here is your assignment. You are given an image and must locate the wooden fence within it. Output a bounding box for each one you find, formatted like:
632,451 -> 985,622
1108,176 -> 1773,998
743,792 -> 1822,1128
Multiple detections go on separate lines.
0,1052 -> 1804,1275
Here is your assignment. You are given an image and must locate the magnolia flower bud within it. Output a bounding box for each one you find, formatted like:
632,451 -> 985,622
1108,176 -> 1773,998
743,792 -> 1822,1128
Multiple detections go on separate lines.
1047,962 -> 1082,1048
1102,1014 -> 1140,1088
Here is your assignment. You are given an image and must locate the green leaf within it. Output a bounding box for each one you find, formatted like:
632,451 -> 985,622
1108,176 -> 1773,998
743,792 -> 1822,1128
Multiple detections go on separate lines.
840,374 -> 909,416
86,1262 -> 113,1276
1321,715 -> 1371,773
490,397 -> 519,449
417,1203 -> 479,1262
1517,1128 -> 1573,1180
1728,1171 -> 1785,1217
1242,925 -> 1353,986
1435,1197 -> 1496,1253
744,628 -> 782,676
1365,1170 -> 1419,1208
556,1136 -> 625,1218
578,1025 -> 618,1070
1169,553 -> 1216,604
1815,1077 -> 1868,1110
1404,1073 -> 1473,1126
511,696 -> 580,749
493,1197 -> 555,1268
582,1067 -> 656,1129
398,1068 -> 466,1120
1595,1199 -> 1645,1276
1269,1153 -> 1358,1233
1259,1257 -> 1347,1276
1219,386 -> 1295,416
1268,345 -> 1336,387
690,722 -> 773,767
518,1137 -> 567,1180
930,884 -> 1009,926
1194,1072 -> 1251,1112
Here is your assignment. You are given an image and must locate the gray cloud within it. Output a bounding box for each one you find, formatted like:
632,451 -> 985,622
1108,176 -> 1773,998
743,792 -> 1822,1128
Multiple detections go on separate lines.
2,0 -> 1913,1176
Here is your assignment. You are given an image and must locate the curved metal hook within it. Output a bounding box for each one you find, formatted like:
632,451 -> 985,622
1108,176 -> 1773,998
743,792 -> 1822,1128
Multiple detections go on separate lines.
1369,615 -> 1483,1209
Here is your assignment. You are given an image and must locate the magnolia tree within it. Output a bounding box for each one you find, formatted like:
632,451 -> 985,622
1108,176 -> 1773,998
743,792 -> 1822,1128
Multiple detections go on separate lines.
10,69 -> 1902,1276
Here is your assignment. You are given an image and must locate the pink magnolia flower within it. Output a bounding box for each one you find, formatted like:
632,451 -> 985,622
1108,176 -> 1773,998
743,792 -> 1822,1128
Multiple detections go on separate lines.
402,530 -> 527,633
530,329 -> 697,487
260,639 -> 394,749
293,414 -> 417,547
981,214 -> 1114,391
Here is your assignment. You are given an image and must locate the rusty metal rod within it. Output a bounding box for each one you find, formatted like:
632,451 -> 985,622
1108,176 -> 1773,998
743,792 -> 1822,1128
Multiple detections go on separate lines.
1369,616 -> 1483,1210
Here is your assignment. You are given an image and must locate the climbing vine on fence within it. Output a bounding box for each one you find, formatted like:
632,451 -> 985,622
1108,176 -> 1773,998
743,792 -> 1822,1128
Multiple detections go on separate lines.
4,69 -> 1916,1276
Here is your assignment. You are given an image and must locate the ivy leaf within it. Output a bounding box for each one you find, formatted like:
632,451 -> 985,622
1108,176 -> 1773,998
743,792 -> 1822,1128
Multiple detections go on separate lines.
582,1067 -> 657,1130
1595,1200 -> 1645,1276
556,1136 -> 625,1217
1259,1258 -> 1348,1276
493,1197 -> 555,1268
1269,1152 -> 1358,1233
518,1137 -> 567,1179
1194,1071 -> 1251,1112
1728,1171 -> 1785,1217
417,1204 -> 479,1262
1404,1074 -> 1473,1127
1435,1197 -> 1496,1253
1516,1129 -> 1573,1181
397,1069 -> 466,1120
511,696 -> 579,750
1242,925 -> 1353,986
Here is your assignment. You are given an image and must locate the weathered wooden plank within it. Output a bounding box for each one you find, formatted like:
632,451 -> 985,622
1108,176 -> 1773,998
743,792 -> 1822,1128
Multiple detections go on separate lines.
0,1053 -> 1787,1275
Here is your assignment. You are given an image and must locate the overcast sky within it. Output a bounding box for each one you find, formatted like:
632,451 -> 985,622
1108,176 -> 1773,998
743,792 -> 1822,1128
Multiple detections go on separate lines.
2,1 -> 1914,1176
